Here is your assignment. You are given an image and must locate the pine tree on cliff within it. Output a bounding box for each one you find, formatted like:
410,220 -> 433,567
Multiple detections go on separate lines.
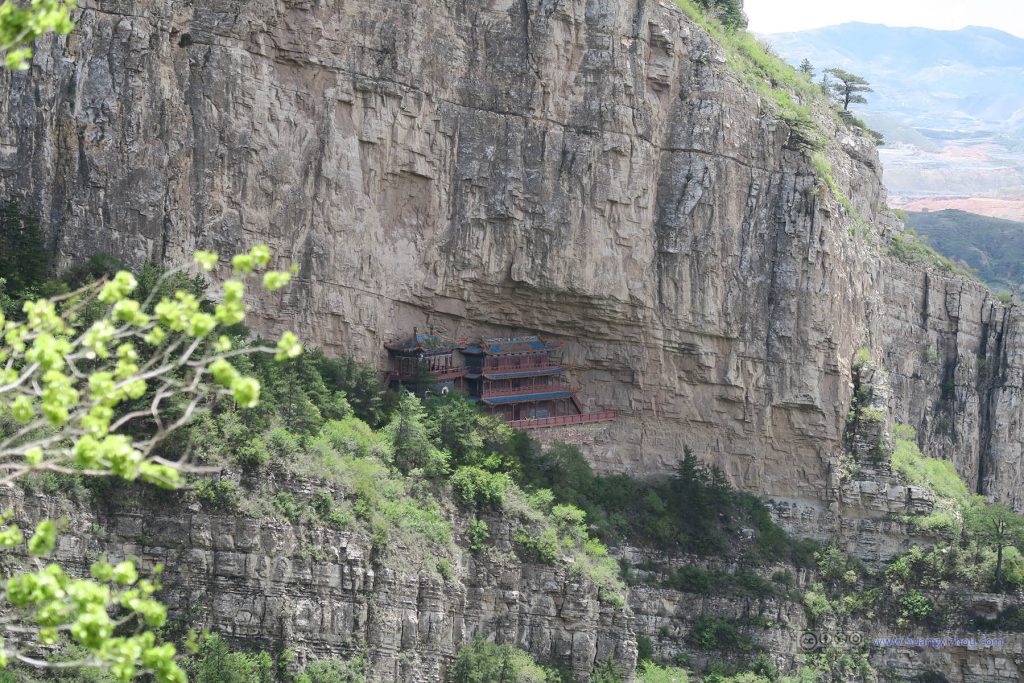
387,391 -> 448,475
0,200 -> 49,303
968,502 -> 1024,589
799,58 -> 815,79
824,68 -> 874,111
696,0 -> 747,30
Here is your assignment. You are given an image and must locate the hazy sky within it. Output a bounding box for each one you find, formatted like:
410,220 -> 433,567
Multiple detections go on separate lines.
744,0 -> 1024,38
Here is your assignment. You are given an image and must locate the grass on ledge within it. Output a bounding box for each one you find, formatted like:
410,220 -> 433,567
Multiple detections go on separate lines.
889,229 -> 979,280
674,0 -> 827,149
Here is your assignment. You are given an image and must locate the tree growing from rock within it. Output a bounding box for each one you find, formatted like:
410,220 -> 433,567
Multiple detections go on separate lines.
967,500 -> 1024,589
695,0 -> 746,30
824,68 -> 874,111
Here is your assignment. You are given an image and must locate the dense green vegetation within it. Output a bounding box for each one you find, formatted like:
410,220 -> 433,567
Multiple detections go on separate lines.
891,424 -> 969,534
635,660 -> 819,683
799,423 -> 1024,640
159,340 -> 625,599
0,633 -> 363,683
905,209 -> 1024,295
888,226 -> 978,279
160,315 -> 815,603
890,424 -> 1024,593
181,634 -> 364,683
6,211 -> 1022,682
448,640 -> 564,682
519,444 -> 818,567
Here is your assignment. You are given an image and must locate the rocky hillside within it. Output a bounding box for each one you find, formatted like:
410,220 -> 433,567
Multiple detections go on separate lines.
766,23 -> 1024,133
2,0 -> 1020,517
764,23 -> 1024,221
0,0 -> 1023,680
0,484 -> 634,682
904,209 -> 1024,295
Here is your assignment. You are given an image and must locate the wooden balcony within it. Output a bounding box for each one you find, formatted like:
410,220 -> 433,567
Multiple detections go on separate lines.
480,380 -> 572,398
507,410 -> 616,430
481,359 -> 563,374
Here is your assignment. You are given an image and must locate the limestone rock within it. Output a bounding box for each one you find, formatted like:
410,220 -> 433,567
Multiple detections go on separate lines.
0,0 -> 1019,520
0,488 -> 635,682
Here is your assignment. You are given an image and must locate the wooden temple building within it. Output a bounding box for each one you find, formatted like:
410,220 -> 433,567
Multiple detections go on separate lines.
384,328 -> 465,392
385,329 -> 615,429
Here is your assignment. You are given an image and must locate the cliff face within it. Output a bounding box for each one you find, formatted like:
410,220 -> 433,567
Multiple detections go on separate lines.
0,0 -> 1021,517
621,547 -> 1024,683
877,261 -> 1024,507
1,486 -> 635,681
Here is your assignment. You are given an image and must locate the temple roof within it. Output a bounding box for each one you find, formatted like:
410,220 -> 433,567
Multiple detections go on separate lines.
480,390 -> 574,405
462,336 -> 559,356
385,330 -> 461,354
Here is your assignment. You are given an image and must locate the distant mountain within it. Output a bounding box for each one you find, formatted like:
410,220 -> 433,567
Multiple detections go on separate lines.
766,23 -> 1024,131
765,24 -> 1024,219
905,209 -> 1024,294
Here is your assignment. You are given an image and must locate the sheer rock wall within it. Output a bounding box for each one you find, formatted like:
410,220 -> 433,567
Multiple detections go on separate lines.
0,487 -> 636,681
0,0 -> 1021,527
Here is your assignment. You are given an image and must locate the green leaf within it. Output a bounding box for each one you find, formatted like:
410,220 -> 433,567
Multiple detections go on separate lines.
222,279 -> 244,302
249,244 -> 271,267
25,447 -> 43,465
143,326 -> 166,346
10,395 -> 34,422
113,299 -> 150,326
275,331 -> 302,360
209,359 -> 239,387
231,254 -> 255,274
111,560 -> 138,586
193,250 -> 219,271
0,524 -> 24,549
230,376 -> 261,408
98,271 -> 138,304
139,462 -> 181,489
28,520 -> 57,556
262,270 -> 292,291
6,47 -> 32,70
91,560 -> 114,582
